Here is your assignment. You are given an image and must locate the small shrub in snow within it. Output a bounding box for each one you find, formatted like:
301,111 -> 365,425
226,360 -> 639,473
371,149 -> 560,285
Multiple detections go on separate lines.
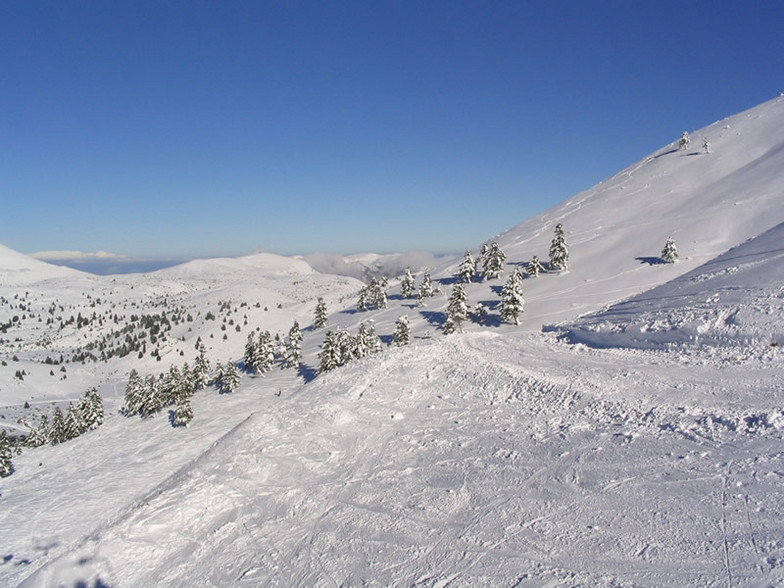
661,238 -> 678,264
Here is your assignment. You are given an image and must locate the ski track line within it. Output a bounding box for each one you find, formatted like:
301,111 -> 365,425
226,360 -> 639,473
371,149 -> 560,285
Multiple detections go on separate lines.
16,411 -> 261,585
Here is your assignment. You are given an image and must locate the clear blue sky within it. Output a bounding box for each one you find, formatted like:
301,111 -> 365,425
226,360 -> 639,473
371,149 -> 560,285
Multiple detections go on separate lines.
2,1 -> 783,259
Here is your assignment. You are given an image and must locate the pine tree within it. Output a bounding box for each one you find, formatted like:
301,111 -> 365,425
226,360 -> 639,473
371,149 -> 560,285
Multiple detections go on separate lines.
357,277 -> 388,311
141,375 -> 162,417
393,315 -> 410,346
480,242 -> 506,280
317,330 -> 340,373
400,268 -> 417,299
0,430 -> 14,478
548,223 -> 569,271
218,361 -> 240,393
444,283 -> 468,333
356,322 -> 381,358
64,402 -> 85,440
473,302 -> 488,324
661,237 -> 678,263
527,255 -> 545,277
123,369 -> 144,416
172,388 -> 193,427
49,406 -> 67,444
192,344 -> 210,390
79,387 -> 104,431
500,267 -> 525,325
679,131 -> 690,150
314,297 -> 328,329
703,137 -> 711,154
334,327 -> 356,364
253,330 -> 275,374
457,250 -> 477,283
285,321 -> 303,368
244,333 -> 259,372
27,414 -> 49,448
417,272 -> 438,306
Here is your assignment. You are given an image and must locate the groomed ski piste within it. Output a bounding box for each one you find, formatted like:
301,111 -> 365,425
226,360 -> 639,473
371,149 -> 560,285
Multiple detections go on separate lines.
2,96 -> 784,586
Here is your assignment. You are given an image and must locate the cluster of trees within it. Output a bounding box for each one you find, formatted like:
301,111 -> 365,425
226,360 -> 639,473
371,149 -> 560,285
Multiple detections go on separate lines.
318,322 -> 382,373
357,277 -> 389,311
0,386 -> 106,478
243,321 -> 303,374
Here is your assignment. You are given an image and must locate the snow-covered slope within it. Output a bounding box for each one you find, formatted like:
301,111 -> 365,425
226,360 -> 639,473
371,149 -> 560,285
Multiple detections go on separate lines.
2,97 -> 784,587
555,221 -> 784,349
0,244 -> 86,285
437,95 -> 784,331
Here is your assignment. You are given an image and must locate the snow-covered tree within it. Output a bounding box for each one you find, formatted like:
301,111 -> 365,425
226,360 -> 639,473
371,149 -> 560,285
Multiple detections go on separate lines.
499,267 -> 525,325
548,223 -> 569,271
252,330 -> 275,375
285,321 -> 303,368
79,386 -> 103,431
314,297 -> 328,329
400,268 -> 417,299
480,242 -> 506,281
356,322 -> 381,357
679,131 -> 690,150
473,302 -> 488,324
123,369 -> 144,416
457,250 -> 477,283
444,283 -> 469,334
703,137 -> 711,154
527,255 -> 545,277
64,402 -> 85,440
192,344 -> 210,390
393,315 -> 410,346
218,360 -> 240,393
417,272 -> 438,306
317,330 -> 340,373
172,388 -> 193,427
49,406 -> 67,444
26,414 -> 49,448
140,374 -> 162,417
661,237 -> 678,263
244,333 -> 259,372
357,277 -> 388,311
0,430 -> 14,478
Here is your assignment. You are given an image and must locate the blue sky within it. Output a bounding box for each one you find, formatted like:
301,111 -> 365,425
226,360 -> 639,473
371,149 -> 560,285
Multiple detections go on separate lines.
2,1 -> 783,259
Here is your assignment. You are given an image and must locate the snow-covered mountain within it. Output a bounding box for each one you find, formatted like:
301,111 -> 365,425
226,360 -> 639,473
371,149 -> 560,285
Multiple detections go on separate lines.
0,243 -> 88,285
2,96 -> 784,587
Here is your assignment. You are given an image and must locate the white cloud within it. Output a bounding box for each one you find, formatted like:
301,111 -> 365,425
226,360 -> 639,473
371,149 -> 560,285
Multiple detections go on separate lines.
30,250 -> 123,261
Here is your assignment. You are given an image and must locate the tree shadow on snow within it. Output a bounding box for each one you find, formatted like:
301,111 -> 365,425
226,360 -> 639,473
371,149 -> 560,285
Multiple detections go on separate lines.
298,363 -> 317,383
636,256 -> 666,266
420,310 -> 445,327
437,276 -> 459,286
654,148 -> 678,159
489,285 -> 503,295
379,334 -> 394,346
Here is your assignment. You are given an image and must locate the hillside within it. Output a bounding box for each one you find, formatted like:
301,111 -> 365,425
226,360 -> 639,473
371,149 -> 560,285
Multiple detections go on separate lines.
1,97 -> 784,586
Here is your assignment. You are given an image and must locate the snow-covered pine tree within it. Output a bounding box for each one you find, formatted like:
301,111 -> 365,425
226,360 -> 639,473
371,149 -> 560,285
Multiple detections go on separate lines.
141,374 -> 162,417
661,237 -> 678,263
26,414 -> 48,448
703,137 -> 711,154
254,330 -> 275,374
473,302 -> 488,324
500,267 -> 525,325
355,322 -> 381,358
244,332 -> 259,372
335,327 -> 356,364
679,131 -> 690,150
79,386 -> 104,431
64,402 -> 85,440
172,388 -> 193,427
49,406 -> 67,444
444,282 -> 469,333
400,268 -> 417,299
314,297 -> 328,328
357,277 -> 388,311
527,255 -> 545,277
317,330 -> 340,373
442,315 -> 457,335
192,344 -> 210,390
123,369 -> 144,416
548,223 -> 569,271
0,430 -> 14,478
458,250 -> 477,283
285,321 -> 303,368
219,361 -> 240,393
481,242 -> 506,280
393,315 -> 410,346
417,272 -> 438,306
477,243 -> 490,277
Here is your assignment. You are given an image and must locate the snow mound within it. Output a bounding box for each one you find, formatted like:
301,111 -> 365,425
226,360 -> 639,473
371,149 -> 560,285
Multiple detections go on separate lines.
0,243 -> 85,285
153,251 -> 316,279
553,222 -> 784,349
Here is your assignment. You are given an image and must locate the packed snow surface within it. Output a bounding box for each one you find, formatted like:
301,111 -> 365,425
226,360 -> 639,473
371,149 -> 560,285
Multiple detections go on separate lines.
2,96 -> 784,586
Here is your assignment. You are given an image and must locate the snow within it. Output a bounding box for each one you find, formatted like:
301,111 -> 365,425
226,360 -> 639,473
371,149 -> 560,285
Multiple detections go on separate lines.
2,96 -> 784,586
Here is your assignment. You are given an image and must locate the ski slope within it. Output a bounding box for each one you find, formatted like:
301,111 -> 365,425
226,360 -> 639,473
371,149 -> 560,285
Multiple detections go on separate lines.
2,96 -> 784,586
